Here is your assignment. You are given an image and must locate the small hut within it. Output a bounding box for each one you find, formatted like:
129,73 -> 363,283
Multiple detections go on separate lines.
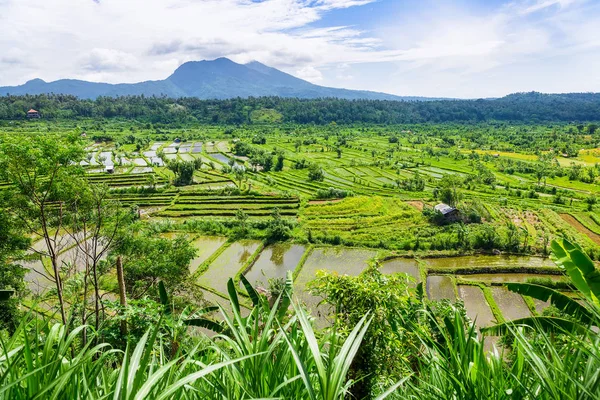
27,109 -> 40,119
434,203 -> 460,222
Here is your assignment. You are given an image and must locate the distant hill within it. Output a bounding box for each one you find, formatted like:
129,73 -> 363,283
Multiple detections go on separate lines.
0,58 -> 436,101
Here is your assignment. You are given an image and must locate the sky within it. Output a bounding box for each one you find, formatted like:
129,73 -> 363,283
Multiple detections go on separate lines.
0,0 -> 599,98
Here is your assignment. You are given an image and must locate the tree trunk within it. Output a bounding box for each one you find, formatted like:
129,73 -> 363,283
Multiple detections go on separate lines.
50,253 -> 67,325
116,256 -> 128,336
82,238 -> 90,346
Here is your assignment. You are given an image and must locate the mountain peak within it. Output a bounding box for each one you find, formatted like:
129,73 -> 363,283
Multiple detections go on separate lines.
1,58 -> 409,101
25,78 -> 46,85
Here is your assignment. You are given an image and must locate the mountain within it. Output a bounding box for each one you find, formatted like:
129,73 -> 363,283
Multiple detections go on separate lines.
0,58 -> 432,101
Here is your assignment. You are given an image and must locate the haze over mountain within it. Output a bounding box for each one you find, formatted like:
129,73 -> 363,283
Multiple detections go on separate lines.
0,58 -> 433,101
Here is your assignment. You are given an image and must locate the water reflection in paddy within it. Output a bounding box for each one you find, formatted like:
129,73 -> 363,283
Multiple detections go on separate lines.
380,258 -> 420,283
458,285 -> 496,327
426,275 -> 456,301
189,236 -> 228,274
457,273 -> 565,283
294,247 -> 377,316
425,255 -> 555,269
198,240 -> 261,294
490,286 -> 531,320
244,244 -> 306,287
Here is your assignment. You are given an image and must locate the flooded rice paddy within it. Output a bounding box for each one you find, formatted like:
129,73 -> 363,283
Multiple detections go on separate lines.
427,275 -> 456,301
23,231 -> 560,329
244,244 -> 307,287
197,240 -> 261,294
209,153 -> 232,165
294,247 -> 377,313
458,285 -> 497,327
424,255 -> 555,269
189,236 -> 228,273
490,286 -> 531,320
380,258 -> 420,282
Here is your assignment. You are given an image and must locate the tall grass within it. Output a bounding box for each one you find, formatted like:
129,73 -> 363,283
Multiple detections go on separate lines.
395,303 -> 600,399
4,240 -> 600,399
0,281 -> 398,399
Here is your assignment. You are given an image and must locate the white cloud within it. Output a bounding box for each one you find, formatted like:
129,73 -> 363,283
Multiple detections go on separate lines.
0,0 -> 381,85
0,0 -> 598,97
296,66 -> 323,82
82,48 -> 138,72
514,0 -> 580,15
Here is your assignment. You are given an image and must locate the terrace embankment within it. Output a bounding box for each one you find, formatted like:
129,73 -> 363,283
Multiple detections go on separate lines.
560,213 -> 600,245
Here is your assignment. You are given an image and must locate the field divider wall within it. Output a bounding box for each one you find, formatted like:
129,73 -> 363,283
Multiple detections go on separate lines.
292,244 -> 314,281
190,240 -> 233,281
234,240 -> 266,296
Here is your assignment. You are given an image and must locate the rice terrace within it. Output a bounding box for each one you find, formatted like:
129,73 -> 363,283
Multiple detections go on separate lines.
3,0 -> 600,397
4,113 -> 599,326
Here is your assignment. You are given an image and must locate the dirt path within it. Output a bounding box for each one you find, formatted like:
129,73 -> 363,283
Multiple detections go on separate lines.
560,214 -> 600,245
406,200 -> 424,211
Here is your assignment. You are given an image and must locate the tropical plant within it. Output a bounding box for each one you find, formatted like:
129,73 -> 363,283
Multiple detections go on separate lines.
483,238 -> 600,335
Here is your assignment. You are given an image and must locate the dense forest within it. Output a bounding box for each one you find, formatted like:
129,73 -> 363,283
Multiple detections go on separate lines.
1,92 -> 600,124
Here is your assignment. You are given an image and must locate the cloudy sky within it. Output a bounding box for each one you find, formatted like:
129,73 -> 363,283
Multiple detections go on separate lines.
0,0 -> 599,98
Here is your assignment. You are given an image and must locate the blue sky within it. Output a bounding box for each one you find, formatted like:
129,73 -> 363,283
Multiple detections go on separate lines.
0,0 -> 599,97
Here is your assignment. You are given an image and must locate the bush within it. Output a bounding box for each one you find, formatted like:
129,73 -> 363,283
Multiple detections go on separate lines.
307,164 -> 324,182
315,187 -> 354,199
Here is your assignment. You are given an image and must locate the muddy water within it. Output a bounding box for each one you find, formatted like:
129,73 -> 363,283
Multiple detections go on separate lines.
209,153 -> 232,165
427,275 -> 456,301
197,240 -> 261,294
23,259 -> 53,295
458,285 -> 496,327
532,298 -> 550,315
457,273 -> 565,283
189,236 -> 228,274
380,258 -> 420,282
425,255 -> 555,269
244,244 -> 307,287
490,286 -> 531,320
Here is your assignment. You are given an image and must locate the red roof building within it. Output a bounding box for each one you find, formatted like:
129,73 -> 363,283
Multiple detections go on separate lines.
27,109 -> 40,118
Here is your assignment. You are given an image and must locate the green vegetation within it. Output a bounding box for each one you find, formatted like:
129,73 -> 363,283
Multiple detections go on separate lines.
3,107 -> 600,398
2,92 -> 600,123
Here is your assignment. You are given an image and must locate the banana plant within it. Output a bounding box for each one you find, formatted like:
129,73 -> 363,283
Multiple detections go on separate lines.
551,237 -> 600,305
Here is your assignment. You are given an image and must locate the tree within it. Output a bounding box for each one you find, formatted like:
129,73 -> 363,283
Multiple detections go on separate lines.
113,232 -> 196,299
0,133 -> 85,324
309,264 -> 422,399
274,153 -> 285,171
0,208 -> 29,333
262,155 -> 273,172
146,174 -> 158,189
65,183 -> 131,343
504,221 -> 521,251
168,160 -> 197,186
307,163 -> 324,182
436,174 -> 463,207
265,208 -> 292,242
234,209 -> 249,237
233,165 -> 246,189
535,152 -> 555,186
585,195 -> 597,211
